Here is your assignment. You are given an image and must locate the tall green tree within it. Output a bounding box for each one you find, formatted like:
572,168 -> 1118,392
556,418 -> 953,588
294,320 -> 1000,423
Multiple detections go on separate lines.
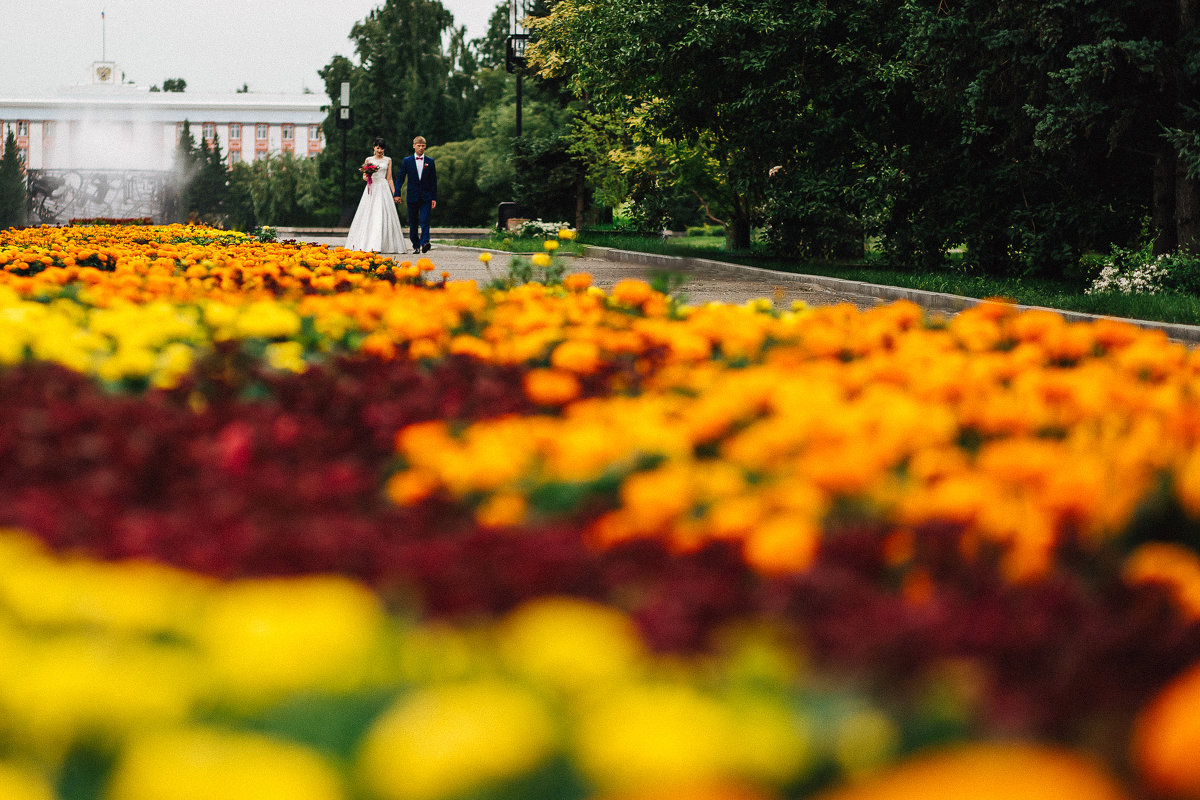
530,0 -> 815,248
317,0 -> 483,203
0,130 -> 25,229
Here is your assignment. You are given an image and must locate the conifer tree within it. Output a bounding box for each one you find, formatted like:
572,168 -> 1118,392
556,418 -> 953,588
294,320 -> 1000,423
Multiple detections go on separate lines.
0,130 -> 26,229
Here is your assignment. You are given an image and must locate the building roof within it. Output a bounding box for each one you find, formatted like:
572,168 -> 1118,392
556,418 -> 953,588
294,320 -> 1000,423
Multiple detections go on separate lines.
1,86 -> 329,123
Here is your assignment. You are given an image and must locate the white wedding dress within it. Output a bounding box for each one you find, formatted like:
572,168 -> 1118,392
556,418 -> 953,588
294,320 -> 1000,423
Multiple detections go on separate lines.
344,155 -> 409,253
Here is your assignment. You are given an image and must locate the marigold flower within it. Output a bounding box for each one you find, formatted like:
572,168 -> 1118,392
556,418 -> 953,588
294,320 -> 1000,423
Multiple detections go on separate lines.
816,743 -> 1128,800
531,253 -> 553,269
478,252 -> 493,264
612,279 -> 655,307
1133,660 -> 1200,797
357,681 -> 556,800
564,272 -> 592,291
523,368 -> 581,406
550,338 -> 602,374
107,727 -> 345,800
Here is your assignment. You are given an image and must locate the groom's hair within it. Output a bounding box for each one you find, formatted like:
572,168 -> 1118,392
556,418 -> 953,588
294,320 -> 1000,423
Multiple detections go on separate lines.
413,136 -> 426,145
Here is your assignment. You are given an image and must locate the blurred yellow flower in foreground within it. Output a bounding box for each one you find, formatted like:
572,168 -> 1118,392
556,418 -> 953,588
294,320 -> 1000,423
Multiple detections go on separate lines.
575,682 -> 808,792
357,680 -> 556,800
0,761 -> 56,800
497,596 -> 646,693
197,576 -> 387,706
107,727 -> 345,800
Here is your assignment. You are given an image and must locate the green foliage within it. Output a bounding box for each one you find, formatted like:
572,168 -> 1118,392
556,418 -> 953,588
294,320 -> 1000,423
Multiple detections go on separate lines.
317,0 -> 488,203
0,130 -> 26,229
531,0 -> 1200,273
226,153 -> 327,229
426,137 -> 510,226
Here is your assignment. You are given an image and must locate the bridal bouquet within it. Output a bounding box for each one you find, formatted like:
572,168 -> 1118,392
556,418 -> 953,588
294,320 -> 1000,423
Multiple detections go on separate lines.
361,162 -> 381,192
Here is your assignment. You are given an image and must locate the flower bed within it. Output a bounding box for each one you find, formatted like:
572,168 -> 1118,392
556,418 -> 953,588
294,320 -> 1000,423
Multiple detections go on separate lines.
3,224 -> 1200,799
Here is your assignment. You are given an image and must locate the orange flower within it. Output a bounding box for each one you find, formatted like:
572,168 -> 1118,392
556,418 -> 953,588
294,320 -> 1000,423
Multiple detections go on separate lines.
817,743 -> 1128,800
550,339 -> 602,375
611,279 -> 655,307
1133,661 -> 1200,797
564,272 -> 593,291
524,368 -> 581,406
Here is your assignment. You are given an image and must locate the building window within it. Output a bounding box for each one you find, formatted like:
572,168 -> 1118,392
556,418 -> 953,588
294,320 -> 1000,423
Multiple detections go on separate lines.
281,124 -> 293,140
255,123 -> 269,140
309,124 -> 322,141
230,150 -> 242,165
17,121 -> 28,137
229,123 -> 241,140
254,150 -> 267,162
202,122 -> 216,141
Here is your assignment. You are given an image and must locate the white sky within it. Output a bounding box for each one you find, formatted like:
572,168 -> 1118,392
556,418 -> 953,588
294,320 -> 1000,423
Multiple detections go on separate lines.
2,0 -> 499,96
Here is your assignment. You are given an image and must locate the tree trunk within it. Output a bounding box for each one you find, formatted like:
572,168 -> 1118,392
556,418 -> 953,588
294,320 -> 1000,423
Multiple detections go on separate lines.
575,174 -> 586,232
1178,170 -> 1200,253
1177,0 -> 1199,252
1153,146 -> 1177,255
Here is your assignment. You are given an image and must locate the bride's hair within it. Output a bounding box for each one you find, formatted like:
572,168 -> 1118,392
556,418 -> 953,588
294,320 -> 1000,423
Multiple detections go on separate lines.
373,137 -> 387,151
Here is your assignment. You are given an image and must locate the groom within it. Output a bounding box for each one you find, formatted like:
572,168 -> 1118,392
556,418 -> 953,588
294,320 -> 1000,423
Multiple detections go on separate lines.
393,136 -> 438,253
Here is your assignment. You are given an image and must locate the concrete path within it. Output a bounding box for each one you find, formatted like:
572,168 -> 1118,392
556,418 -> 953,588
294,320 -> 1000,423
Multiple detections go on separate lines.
288,231 -> 1200,344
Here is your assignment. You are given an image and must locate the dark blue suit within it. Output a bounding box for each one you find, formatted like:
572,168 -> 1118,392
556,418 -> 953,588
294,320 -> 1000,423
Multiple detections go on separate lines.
394,154 -> 437,251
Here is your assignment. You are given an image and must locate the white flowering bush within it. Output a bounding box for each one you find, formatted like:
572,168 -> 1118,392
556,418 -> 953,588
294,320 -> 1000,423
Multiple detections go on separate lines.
1086,247 -> 1200,296
516,219 -> 573,239
1086,253 -> 1170,295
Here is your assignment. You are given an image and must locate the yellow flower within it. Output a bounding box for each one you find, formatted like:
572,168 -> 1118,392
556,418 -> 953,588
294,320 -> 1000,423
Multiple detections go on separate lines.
497,597 -> 645,693
264,341 -> 307,373
478,251 -> 493,264
543,239 -> 560,251
0,761 -> 56,800
531,253 -> 553,268
197,576 -> 387,706
557,228 -> 577,241
574,683 -> 738,791
107,727 -> 346,800
357,680 -> 556,800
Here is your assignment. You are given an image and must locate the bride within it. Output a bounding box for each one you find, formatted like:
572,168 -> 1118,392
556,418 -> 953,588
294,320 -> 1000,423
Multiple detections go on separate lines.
344,138 -> 409,253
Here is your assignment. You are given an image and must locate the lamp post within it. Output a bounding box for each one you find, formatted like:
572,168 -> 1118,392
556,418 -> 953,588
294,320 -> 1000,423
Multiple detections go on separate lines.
504,0 -> 534,137
499,1 -> 535,231
336,81 -> 354,227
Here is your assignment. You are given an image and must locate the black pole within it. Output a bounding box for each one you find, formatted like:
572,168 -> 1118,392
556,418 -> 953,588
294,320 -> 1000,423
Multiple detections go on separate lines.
516,73 -> 523,138
340,128 -> 348,220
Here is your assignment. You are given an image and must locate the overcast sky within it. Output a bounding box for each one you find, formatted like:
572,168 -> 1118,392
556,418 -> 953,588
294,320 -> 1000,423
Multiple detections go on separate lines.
2,0 -> 499,97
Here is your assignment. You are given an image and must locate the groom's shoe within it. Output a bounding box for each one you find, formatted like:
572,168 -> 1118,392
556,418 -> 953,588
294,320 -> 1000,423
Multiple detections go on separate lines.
422,243 -> 431,253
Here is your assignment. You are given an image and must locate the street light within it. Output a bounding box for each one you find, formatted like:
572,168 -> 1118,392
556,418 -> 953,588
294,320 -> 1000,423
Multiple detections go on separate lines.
336,81 -> 354,227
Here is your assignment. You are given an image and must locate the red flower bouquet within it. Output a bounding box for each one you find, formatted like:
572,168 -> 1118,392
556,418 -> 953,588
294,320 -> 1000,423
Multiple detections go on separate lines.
361,162 -> 381,193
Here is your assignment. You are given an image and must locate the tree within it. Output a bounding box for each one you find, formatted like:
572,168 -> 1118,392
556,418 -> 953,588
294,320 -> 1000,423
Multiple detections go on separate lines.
0,130 -> 25,229
530,0 -> 809,248
228,153 -> 325,228
162,78 -> 187,93
317,0 -> 485,210
473,2 -> 511,70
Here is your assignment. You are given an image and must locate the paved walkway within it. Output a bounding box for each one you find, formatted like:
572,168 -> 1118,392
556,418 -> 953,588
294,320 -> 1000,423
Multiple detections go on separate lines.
288,231 -> 1200,345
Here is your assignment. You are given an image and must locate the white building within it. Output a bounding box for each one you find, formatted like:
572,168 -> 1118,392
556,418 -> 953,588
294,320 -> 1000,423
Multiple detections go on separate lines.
0,63 -> 326,171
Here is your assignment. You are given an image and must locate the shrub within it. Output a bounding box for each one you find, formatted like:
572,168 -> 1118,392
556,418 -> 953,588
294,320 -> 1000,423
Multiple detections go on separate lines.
1087,244 -> 1200,296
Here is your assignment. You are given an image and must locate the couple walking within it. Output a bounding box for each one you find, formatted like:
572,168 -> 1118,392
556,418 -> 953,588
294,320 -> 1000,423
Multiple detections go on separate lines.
344,136 -> 437,254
